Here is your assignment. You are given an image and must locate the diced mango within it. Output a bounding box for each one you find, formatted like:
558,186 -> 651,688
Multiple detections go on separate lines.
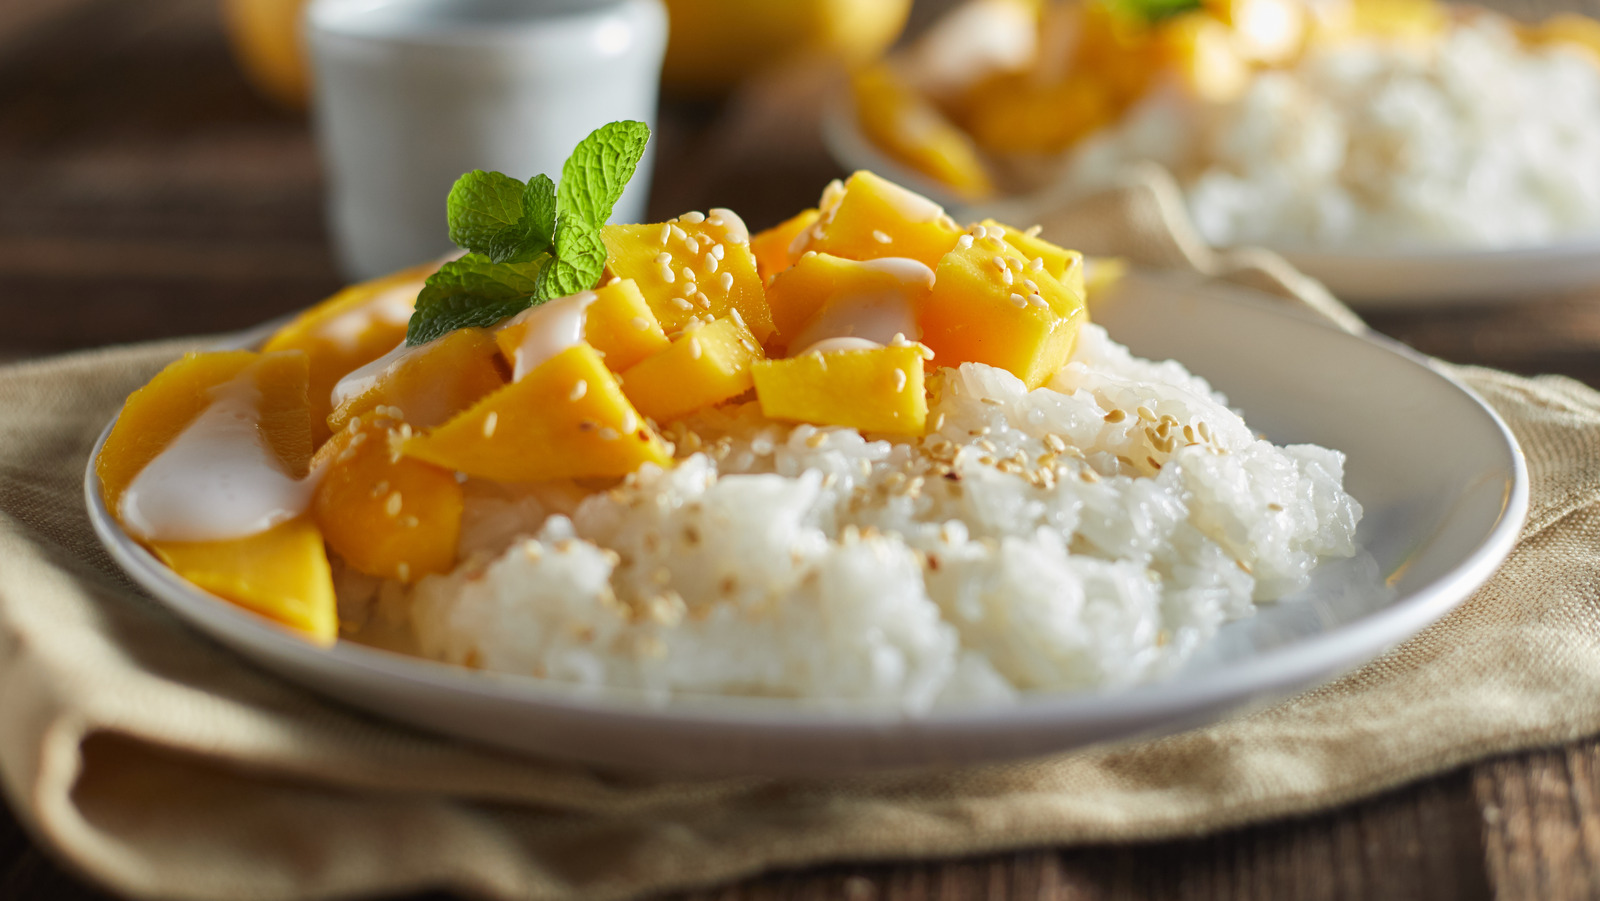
750,208 -> 821,283
621,317 -> 765,422
1159,12 -> 1252,103
852,64 -> 995,200
262,261 -> 435,444
919,232 -> 1088,390
151,518 -> 337,645
404,344 -> 671,482
763,252 -> 934,355
753,345 -> 926,436
601,221 -> 775,342
327,327 -> 505,435
979,220 -> 1085,291
313,415 -> 462,583
807,170 -> 964,269
962,72 -> 1115,156
581,279 -> 671,371
98,350 -> 313,518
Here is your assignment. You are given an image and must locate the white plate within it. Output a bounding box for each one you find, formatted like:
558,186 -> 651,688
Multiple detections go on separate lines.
821,100 -> 1600,307
85,272 -> 1527,775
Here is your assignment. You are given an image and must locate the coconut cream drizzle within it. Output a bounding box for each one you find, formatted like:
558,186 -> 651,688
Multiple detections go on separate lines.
500,291 -> 598,380
120,365 -> 318,543
330,338 -> 424,408
706,207 -> 749,244
315,282 -> 416,351
786,257 -> 935,357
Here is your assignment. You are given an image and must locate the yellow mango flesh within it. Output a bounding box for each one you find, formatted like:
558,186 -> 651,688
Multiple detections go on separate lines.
763,252 -> 933,355
98,350 -> 313,518
750,208 -> 820,283
405,344 -> 671,482
313,415 -> 462,583
327,327 -> 506,436
580,279 -> 670,371
262,261 -> 434,444
979,220 -> 1085,291
622,317 -> 765,422
808,170 -> 963,269
919,233 -> 1088,390
151,519 -> 337,646
1529,12 -> 1600,57
852,64 -> 995,200
601,221 -> 775,342
962,73 -> 1114,156
1159,12 -> 1252,103
753,346 -> 926,436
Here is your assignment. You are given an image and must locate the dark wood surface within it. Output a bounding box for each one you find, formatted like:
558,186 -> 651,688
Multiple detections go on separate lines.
4,1 -> 1600,899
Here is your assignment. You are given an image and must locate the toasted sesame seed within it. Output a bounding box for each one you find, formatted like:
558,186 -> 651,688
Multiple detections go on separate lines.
659,224 -> 672,244
679,210 -> 706,224
1002,268 -> 1014,285
933,412 -> 946,431
671,297 -> 694,311
681,265 -> 696,282
384,491 -> 402,517
719,271 -> 735,292
689,337 -> 703,360
659,264 -> 675,284
957,234 -> 974,249
872,229 -> 893,244
991,254 -> 1007,270
1023,279 -> 1040,293
1028,294 -> 1047,308
705,254 -> 718,274
1009,293 -> 1027,308
655,252 -> 671,264
481,411 -> 498,437
711,243 -> 725,260
1147,455 -> 1162,470
805,430 -> 828,448
694,291 -> 711,309
670,225 -> 689,243
1183,425 -> 1196,443
894,369 -> 908,392
1136,406 -> 1157,422
1199,421 -> 1213,441
1105,409 -> 1127,423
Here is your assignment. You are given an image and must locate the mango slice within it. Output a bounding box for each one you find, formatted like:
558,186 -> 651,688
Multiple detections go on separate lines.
262,262 -> 434,444
326,327 -> 506,436
919,231 -> 1088,389
763,252 -> 934,355
621,317 -> 765,423
808,171 -> 964,269
404,344 -> 671,482
853,64 -> 995,200
750,208 -> 821,283
98,350 -> 313,518
978,220 -> 1085,290
495,280 -> 668,376
151,519 -> 337,646
601,220 -> 775,342
313,414 -> 462,583
753,345 -> 926,436
963,72 -> 1114,156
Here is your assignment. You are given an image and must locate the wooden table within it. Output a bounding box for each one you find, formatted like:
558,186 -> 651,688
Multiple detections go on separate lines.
3,1 -> 1599,898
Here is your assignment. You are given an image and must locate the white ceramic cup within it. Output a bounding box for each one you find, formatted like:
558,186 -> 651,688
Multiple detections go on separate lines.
306,0 -> 668,280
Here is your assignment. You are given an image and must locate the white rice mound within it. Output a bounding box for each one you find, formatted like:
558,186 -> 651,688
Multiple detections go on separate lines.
392,323 -> 1362,710
1066,16 -> 1600,250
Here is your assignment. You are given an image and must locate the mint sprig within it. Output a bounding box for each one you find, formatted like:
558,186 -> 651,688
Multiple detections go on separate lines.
405,121 -> 650,346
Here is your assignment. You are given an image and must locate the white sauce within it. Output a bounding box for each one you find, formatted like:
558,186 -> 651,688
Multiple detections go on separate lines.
500,291 -> 597,380
877,179 -> 946,224
330,339 -> 424,408
785,257 -> 935,356
121,366 -> 317,543
707,207 -> 750,244
796,336 -> 883,355
315,282 -> 416,351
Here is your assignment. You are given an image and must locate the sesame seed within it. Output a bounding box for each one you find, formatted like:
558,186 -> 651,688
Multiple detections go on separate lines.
670,225 -> 689,243
1137,405 -> 1157,422
1023,279 -> 1040,293
679,210 -> 706,224
659,264 -> 675,284
719,272 -> 734,292
606,276 -> 622,286
621,410 -> 638,433
658,224 -> 672,245
1009,293 -> 1027,308
569,380 -> 588,401
599,427 -> 620,441
692,291 -> 708,309
872,229 -> 893,244
1002,269 -> 1014,285
991,255 -> 1007,270
481,411 -> 498,437
689,337 -> 703,360
1105,409 -> 1127,423
384,491 -> 402,517
630,316 -> 650,331
933,412 -> 946,431
672,297 -> 693,311
1028,294 -> 1047,308
957,234 -> 974,249
973,225 -> 989,239
989,225 -> 1007,239
894,369 -> 908,392
1029,257 -> 1045,272
681,265 -> 696,282
705,254 -> 719,274
805,431 -> 828,448
711,244 -> 726,260
655,252 -> 671,264
1199,421 -> 1213,441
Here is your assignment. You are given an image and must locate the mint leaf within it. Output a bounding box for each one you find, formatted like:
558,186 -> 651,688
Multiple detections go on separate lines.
406,253 -> 548,345
558,120 -> 650,228
522,174 -> 557,259
537,216 -> 606,300
447,171 -> 526,258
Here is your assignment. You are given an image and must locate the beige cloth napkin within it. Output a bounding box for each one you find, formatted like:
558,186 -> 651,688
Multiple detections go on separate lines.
4,175 -> 1600,901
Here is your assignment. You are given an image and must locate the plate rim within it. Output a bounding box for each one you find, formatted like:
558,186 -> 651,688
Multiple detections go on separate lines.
82,271 -> 1530,736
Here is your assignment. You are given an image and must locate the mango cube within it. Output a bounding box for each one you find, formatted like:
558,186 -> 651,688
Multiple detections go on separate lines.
763,252 -> 935,355
1159,12 -> 1252,103
152,519 -> 337,646
602,221 -> 775,342
404,344 -> 671,482
621,317 -> 765,423
919,233 -> 1088,390
979,220 -> 1085,292
853,65 -> 995,200
753,345 -> 927,436
808,170 -> 964,269
262,261 -> 434,444
326,327 -> 506,435
962,73 -> 1114,157
750,208 -> 821,283
581,279 -> 670,371
313,414 -> 463,583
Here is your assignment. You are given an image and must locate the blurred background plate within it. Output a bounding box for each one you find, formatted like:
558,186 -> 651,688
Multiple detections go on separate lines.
86,270 -> 1527,776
